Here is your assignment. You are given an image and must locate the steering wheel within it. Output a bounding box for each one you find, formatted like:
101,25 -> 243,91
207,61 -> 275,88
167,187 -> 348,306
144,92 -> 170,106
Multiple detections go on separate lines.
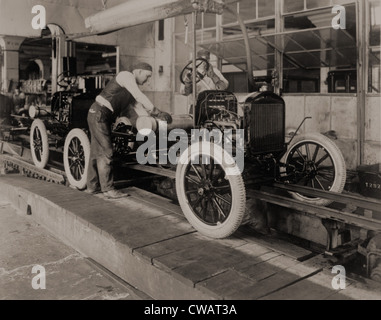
57,70 -> 76,89
180,58 -> 210,85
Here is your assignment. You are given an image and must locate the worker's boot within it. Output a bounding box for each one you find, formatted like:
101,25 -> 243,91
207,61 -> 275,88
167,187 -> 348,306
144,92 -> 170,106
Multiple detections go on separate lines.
104,189 -> 130,199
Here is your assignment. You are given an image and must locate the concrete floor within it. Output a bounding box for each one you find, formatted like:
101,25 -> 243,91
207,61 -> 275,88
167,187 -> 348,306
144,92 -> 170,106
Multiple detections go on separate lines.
0,200 -> 150,300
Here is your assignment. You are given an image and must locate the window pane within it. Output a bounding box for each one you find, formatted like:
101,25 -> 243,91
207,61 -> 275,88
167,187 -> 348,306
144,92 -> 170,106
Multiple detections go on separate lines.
369,49 -> 381,93
306,0 -> 331,9
239,0 -> 257,21
203,13 -> 216,28
283,69 -> 320,93
175,15 -> 187,33
370,0 -> 381,46
283,0 -> 304,13
258,0 -> 275,17
368,0 -> 381,93
223,3 -> 238,24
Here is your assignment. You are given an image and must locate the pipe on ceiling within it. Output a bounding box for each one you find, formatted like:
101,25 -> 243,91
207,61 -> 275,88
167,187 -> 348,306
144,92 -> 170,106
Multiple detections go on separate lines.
85,0 -> 194,34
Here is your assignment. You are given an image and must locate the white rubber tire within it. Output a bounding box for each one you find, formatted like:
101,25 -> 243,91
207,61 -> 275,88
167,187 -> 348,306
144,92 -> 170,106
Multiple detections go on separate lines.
176,142 -> 246,239
283,132 -> 347,206
30,119 -> 49,169
63,129 -> 90,190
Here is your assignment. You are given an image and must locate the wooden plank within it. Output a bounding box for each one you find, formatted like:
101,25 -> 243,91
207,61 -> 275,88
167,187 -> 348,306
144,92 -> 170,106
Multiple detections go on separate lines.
197,255 -> 333,300
259,266 -> 381,300
133,233 -> 202,263
123,187 -> 183,216
104,214 -> 195,252
195,269 -> 258,300
46,192 -> 91,204
0,175 -> 65,198
162,243 -> 279,287
233,254 -> 300,282
97,193 -> 174,219
0,175 -> 39,188
195,233 -> 248,249
233,251 -> 282,271
171,249 -> 249,286
153,241 -> 247,273
259,269 -> 345,300
234,242 -> 274,257
74,201 -> 175,233
225,256 -> 326,300
235,227 -> 313,261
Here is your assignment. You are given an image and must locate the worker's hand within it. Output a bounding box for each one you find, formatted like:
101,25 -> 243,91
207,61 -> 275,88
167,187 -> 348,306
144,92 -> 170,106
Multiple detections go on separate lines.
206,66 -> 216,79
150,107 -> 161,117
184,72 -> 193,84
156,111 -> 172,124
151,107 -> 173,124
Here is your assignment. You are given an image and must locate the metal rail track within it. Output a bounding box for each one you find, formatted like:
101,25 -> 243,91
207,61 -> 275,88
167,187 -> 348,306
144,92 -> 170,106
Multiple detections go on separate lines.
254,183 -> 381,255
252,185 -> 381,232
1,154 -> 66,185
272,183 -> 381,214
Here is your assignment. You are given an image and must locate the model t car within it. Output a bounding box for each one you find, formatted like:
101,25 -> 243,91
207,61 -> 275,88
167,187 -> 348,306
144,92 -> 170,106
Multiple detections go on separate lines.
27,59 -> 347,239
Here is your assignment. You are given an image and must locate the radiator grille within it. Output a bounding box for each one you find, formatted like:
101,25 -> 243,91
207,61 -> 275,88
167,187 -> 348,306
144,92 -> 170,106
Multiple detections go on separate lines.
250,103 -> 285,154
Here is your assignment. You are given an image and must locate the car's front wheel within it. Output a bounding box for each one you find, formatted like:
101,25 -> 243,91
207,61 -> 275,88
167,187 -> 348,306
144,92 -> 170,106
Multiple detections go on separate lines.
283,132 -> 347,206
176,142 -> 246,239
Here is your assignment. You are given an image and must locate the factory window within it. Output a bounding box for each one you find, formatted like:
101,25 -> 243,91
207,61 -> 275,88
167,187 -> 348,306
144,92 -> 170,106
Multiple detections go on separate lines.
174,0 -> 278,93
0,48 -> 3,92
220,0 -> 276,75
258,0 -> 275,18
283,0 -> 304,13
158,20 -> 165,41
223,0 -> 275,25
368,0 -> 381,93
282,4 -> 357,93
283,0 -> 355,14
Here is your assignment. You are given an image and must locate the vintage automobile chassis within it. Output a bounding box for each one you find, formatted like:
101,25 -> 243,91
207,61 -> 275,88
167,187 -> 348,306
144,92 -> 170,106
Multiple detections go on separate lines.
25,86 -> 347,239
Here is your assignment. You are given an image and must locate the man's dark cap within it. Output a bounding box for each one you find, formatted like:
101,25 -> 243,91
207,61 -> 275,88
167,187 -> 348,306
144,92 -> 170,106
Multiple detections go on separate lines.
131,62 -> 153,72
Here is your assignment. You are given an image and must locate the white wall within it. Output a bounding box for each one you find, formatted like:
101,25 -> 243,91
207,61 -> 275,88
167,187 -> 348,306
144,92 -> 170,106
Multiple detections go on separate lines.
283,94 -> 360,170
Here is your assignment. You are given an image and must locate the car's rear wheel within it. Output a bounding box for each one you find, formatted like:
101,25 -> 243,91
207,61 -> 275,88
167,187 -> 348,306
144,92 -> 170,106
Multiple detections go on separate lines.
63,129 -> 90,190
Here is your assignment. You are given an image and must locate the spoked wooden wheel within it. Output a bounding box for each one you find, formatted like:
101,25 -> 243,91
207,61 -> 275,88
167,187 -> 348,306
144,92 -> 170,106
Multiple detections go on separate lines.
176,142 -> 246,239
30,119 -> 49,168
284,133 -> 346,206
63,129 -> 90,190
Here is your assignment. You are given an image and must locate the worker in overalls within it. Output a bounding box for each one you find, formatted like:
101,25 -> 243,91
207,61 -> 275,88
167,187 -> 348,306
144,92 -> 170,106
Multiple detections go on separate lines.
86,62 -> 172,199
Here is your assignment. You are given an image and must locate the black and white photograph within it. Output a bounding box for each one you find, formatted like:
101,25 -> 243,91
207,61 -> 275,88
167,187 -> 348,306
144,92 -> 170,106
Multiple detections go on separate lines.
0,0 -> 380,306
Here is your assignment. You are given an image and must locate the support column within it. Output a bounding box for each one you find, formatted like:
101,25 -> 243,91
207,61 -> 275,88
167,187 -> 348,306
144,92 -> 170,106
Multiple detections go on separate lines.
357,0 -> 367,166
0,36 -> 24,93
274,0 -> 283,95
48,25 -> 66,94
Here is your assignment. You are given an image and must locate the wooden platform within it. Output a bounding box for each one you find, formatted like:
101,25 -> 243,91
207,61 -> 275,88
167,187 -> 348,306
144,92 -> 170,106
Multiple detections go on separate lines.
1,174 -> 381,300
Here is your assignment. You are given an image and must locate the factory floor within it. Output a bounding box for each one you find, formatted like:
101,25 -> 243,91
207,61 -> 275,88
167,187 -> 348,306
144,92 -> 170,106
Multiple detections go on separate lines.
1,173 -> 381,301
